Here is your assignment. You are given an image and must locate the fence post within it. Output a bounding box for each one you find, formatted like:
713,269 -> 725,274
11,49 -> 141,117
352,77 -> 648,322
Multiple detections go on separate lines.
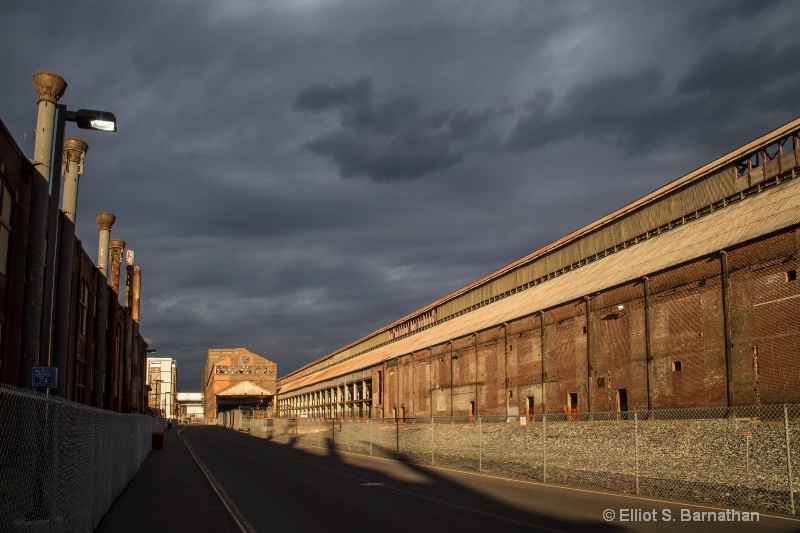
634,411 -> 640,495
369,418 -> 373,457
543,414 -> 547,483
785,405 -> 795,515
395,416 -> 400,460
431,417 -> 435,466
479,416 -> 483,473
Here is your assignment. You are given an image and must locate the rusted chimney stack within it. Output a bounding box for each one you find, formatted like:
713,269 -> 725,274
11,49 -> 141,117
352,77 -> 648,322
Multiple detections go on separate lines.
125,249 -> 135,309
132,266 -> 141,323
61,137 -> 88,222
123,249 -> 135,411
96,212 -> 116,277
109,238 -> 126,296
32,71 -> 67,181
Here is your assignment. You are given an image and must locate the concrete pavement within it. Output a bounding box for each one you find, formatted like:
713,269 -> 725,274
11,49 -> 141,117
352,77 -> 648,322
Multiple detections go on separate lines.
94,425 -> 240,533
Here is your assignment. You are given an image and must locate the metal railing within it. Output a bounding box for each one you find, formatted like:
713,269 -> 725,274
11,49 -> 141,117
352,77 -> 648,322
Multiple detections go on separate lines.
0,383 -> 163,532
243,404 -> 798,515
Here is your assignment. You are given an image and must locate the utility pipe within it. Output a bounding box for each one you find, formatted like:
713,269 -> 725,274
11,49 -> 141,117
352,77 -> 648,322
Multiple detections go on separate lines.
584,296 -> 593,415
643,276 -> 653,411
540,311 -> 546,415
720,250 -> 734,407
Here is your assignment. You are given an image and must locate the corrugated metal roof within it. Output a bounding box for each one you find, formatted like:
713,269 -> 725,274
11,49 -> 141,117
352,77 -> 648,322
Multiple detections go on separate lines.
280,178 -> 800,394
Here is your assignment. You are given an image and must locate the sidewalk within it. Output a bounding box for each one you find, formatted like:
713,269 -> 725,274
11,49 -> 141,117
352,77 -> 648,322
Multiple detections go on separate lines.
94,425 -> 241,533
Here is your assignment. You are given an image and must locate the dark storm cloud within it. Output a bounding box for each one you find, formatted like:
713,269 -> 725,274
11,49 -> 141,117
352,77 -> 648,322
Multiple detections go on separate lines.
294,77 -> 501,181
676,39 -> 800,106
687,0 -> 786,34
506,65 -> 668,156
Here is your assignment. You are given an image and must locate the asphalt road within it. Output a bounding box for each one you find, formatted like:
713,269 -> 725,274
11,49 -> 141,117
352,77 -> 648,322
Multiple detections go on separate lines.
175,426 -> 800,533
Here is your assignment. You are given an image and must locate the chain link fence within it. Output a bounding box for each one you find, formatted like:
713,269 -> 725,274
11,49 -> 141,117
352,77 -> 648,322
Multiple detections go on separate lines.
0,383 -> 164,532
246,404 -> 798,515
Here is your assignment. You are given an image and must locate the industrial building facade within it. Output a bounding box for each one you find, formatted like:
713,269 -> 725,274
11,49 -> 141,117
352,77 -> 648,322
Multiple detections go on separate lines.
0,73 -> 150,413
276,118 -> 800,419
203,348 -> 277,419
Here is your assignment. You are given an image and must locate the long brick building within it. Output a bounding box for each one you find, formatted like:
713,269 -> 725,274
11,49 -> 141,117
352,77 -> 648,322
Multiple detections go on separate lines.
275,117 -> 800,419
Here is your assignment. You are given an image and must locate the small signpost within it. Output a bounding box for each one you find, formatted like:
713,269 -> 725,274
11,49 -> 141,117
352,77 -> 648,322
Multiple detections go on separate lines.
31,366 -> 58,389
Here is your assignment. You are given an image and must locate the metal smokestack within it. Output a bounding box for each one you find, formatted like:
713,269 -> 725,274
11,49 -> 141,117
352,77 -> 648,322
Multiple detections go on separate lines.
109,238 -> 126,297
92,213 -> 115,408
32,71 -> 66,182
123,249 -> 134,410
96,212 -> 116,276
125,249 -> 135,309
132,265 -> 141,323
61,137 -> 88,223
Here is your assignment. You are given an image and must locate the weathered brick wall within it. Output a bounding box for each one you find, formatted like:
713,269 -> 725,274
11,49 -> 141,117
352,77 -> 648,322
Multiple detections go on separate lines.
66,246 -> 99,404
729,229 -> 800,404
381,226 -> 800,417
590,282 -> 647,412
431,343 -> 450,416
477,329 -> 502,416
411,349 -> 430,417
507,316 -> 539,414
544,301 -> 587,413
649,257 -> 727,408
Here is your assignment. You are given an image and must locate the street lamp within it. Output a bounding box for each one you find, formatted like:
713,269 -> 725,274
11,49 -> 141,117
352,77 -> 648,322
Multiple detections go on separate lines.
50,102 -> 117,398
67,109 -> 117,132
22,71 -> 119,398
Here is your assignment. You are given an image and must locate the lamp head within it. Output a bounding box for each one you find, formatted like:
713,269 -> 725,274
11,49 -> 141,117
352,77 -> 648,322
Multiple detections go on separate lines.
68,109 -> 117,132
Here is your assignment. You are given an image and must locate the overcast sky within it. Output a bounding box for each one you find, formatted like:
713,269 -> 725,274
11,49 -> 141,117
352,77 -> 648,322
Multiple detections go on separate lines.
3,1 -> 799,390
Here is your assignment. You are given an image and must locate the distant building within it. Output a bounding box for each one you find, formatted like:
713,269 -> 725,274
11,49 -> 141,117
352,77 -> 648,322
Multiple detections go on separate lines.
147,357 -> 177,419
176,392 -> 204,421
203,348 -> 276,420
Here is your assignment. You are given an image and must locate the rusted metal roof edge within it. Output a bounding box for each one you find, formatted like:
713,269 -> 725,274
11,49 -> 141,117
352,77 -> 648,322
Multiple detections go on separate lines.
279,116 -> 800,383
277,179 -> 800,395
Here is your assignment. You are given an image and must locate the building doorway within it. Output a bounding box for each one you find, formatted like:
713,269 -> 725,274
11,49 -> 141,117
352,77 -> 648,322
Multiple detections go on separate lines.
616,389 -> 628,418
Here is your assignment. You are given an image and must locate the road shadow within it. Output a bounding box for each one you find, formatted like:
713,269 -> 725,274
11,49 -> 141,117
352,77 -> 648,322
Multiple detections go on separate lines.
184,425 -> 624,532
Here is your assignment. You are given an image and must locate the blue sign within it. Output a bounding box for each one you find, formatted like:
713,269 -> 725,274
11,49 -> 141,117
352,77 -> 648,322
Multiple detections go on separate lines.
31,366 -> 58,388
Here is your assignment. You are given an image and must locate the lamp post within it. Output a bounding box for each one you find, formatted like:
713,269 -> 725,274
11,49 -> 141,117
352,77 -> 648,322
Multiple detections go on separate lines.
21,71 -> 118,395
